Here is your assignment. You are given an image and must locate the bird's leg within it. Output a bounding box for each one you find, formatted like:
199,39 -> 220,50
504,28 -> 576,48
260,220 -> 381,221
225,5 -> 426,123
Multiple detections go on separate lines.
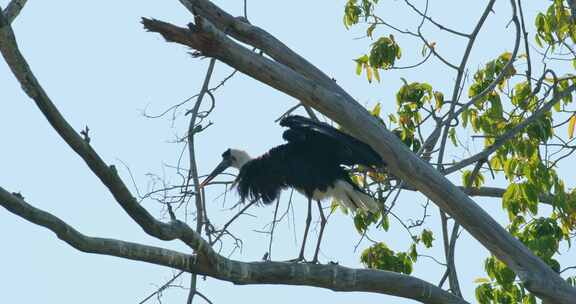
290,197 -> 312,262
311,200 -> 327,264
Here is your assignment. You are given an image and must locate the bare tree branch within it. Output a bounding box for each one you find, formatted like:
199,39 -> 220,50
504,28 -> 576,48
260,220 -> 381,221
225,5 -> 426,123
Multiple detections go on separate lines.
402,0 -> 470,38
457,185 -> 553,205
445,82 -> 576,175
2,0 -> 28,24
0,188 -> 466,304
517,0 -> 532,85
394,184 -> 554,206
139,272 -> 186,304
0,187 -> 194,270
0,11 -> 191,243
186,57 -> 217,304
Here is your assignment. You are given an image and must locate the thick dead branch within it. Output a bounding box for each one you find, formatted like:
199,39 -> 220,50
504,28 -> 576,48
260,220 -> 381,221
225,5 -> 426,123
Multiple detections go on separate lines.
0,188 -> 466,304
142,16 -> 576,303
2,0 -> 28,24
0,187 -> 193,270
177,0 -> 348,101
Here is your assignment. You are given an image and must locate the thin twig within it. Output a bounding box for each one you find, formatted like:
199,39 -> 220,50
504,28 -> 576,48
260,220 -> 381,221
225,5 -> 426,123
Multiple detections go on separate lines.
267,196 -> 282,260
403,0 -> 470,38
517,0 -> 532,86
138,272 -> 185,304
186,58 -> 217,304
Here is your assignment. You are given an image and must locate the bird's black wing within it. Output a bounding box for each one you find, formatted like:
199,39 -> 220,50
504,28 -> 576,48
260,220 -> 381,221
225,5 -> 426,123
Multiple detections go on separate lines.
279,115 -> 384,167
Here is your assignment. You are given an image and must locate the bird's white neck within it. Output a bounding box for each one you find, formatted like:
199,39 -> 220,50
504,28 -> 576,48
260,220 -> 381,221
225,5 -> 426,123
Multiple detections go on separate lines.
230,149 -> 252,169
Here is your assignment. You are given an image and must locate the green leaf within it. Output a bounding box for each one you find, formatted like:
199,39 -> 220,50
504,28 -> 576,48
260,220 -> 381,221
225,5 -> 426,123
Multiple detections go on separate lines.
330,200 -> 348,215
475,283 -> 494,303
569,114 -> 576,139
331,199 -> 348,215
381,213 -> 390,231
360,242 -> 413,274
366,64 -> 373,83
462,170 -> 485,188
434,91 -> 444,111
330,199 -> 339,214
535,34 -> 543,48
421,229 -> 434,248
475,172 -> 485,188
448,128 -> 458,147
343,0 -> 361,28
368,35 -> 401,69
554,99 -> 562,111
503,183 -> 520,216
474,277 -> 491,284
355,61 -> 362,75
470,109 -> 479,131
522,294 -> 536,304
371,103 -> 382,117
373,67 -> 381,82
462,170 -> 472,188
461,109 -> 470,128
409,243 -> 418,261
367,23 -> 376,38
520,183 -> 538,214
354,213 -> 367,233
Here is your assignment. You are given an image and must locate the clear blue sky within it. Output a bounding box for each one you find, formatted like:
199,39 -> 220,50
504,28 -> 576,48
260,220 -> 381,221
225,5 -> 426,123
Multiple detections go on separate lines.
1,1 -> 573,303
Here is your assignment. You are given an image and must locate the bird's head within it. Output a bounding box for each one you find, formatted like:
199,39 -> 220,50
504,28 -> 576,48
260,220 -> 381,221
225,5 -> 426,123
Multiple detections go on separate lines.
199,148 -> 251,188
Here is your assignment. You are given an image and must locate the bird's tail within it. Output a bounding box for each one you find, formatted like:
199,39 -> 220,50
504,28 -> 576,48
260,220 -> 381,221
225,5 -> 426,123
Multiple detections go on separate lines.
333,180 -> 380,213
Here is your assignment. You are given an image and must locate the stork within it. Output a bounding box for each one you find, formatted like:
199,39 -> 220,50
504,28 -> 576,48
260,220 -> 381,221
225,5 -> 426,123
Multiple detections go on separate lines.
200,115 -> 384,262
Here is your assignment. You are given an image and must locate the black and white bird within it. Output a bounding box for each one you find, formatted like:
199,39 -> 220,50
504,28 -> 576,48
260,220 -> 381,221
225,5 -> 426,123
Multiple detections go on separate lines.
200,115 -> 384,262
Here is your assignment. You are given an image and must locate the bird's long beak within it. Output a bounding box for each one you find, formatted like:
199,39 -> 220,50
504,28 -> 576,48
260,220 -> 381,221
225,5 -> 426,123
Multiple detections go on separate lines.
199,158 -> 232,188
